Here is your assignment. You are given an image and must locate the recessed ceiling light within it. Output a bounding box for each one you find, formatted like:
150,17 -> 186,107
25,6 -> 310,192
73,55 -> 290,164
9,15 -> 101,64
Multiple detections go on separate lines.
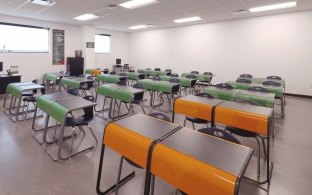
74,14 -> 99,21
128,24 -> 155,30
174,16 -> 202,23
119,0 -> 158,9
27,0 -> 56,6
249,2 -> 296,13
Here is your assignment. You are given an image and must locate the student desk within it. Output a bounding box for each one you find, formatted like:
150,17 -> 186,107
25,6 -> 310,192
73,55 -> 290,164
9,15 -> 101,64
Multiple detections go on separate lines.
215,101 -> 273,185
237,76 -> 285,86
96,114 -> 253,195
226,81 -> 284,118
3,82 -> 44,122
181,73 -> 213,83
137,79 -> 180,111
159,75 -> 197,94
118,72 -> 145,81
96,114 -> 180,195
35,93 -> 97,160
204,86 -> 275,108
95,84 -> 145,119
59,76 -> 94,91
45,72 -> 69,91
172,95 -> 223,125
137,69 -> 167,77
96,74 -> 127,84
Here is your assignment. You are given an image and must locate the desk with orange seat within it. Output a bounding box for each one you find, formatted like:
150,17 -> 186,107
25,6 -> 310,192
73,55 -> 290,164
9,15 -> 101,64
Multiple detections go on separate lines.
96,113 -> 253,195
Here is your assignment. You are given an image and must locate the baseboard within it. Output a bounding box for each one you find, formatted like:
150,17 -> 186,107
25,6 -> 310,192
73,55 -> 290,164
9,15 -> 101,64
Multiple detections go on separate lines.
285,93 -> 312,99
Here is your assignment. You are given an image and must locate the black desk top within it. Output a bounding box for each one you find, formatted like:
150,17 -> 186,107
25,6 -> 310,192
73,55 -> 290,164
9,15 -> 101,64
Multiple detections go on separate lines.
177,95 -> 223,106
217,101 -> 273,116
114,114 -> 179,140
56,98 -> 96,111
160,127 -> 253,176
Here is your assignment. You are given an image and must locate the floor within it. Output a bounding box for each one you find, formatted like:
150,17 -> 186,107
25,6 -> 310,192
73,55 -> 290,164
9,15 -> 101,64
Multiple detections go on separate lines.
0,91 -> 311,195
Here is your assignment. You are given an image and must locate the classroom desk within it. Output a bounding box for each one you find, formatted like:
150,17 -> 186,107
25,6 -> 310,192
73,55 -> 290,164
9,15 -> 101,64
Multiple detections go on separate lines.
227,81 -> 284,118
137,79 -> 180,111
35,93 -> 97,160
181,73 -> 213,83
215,101 -> 273,185
149,127 -> 253,195
96,74 -> 127,84
118,72 -> 145,81
172,95 -> 223,124
95,84 -> 145,119
237,77 -> 285,86
96,114 -> 181,195
159,75 -> 197,94
45,72 -> 69,91
96,114 -> 253,195
59,76 -> 94,91
3,82 -> 44,122
137,69 -> 167,77
204,86 -> 275,108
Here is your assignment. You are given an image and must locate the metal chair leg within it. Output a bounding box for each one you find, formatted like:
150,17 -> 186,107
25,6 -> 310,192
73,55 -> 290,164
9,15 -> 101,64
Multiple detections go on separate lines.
150,174 -> 155,195
259,136 -> 267,159
255,137 -> 261,177
183,119 -> 186,127
191,122 -> 195,130
115,156 -> 124,195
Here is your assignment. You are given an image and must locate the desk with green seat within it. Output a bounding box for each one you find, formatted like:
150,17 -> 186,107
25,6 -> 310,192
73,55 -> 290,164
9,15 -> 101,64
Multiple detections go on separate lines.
35,92 -> 96,160
137,79 -> 180,111
237,76 -> 285,86
137,69 -> 167,77
96,74 -> 127,84
204,86 -> 275,108
45,72 -> 68,91
96,113 -> 253,195
159,75 -> 197,94
3,82 -> 44,122
226,81 -> 284,118
96,83 -> 145,119
118,72 -> 145,81
59,76 -> 94,92
181,73 -> 213,83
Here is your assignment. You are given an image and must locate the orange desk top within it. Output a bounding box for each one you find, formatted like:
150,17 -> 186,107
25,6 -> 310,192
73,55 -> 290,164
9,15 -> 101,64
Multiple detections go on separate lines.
151,127 -> 253,195
174,95 -> 223,121
103,114 -> 179,168
215,101 -> 273,135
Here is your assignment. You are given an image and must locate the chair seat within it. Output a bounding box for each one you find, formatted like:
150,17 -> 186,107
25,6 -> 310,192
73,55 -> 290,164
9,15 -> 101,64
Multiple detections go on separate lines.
185,116 -> 208,124
23,96 -> 36,102
226,126 -> 257,137
65,116 -> 92,127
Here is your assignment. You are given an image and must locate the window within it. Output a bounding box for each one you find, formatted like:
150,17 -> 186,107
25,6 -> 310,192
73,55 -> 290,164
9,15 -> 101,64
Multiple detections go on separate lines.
95,34 -> 111,53
0,22 -> 50,53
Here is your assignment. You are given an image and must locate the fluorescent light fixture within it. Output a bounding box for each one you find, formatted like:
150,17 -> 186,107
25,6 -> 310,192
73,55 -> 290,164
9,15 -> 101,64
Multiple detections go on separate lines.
249,2 -> 296,13
119,0 -> 158,9
129,25 -> 148,30
174,16 -> 202,23
27,0 -> 56,6
74,14 -> 99,21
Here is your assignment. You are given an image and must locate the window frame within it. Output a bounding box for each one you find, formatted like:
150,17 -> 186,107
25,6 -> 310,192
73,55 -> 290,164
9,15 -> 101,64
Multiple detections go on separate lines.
0,22 -> 50,53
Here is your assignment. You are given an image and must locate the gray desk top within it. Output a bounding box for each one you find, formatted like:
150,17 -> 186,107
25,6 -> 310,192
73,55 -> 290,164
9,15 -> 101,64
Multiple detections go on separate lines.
178,95 -> 223,106
160,127 -> 253,176
103,83 -> 145,94
56,97 -> 96,111
44,92 -> 77,101
114,114 -> 179,141
218,101 -> 273,116
19,84 -> 44,90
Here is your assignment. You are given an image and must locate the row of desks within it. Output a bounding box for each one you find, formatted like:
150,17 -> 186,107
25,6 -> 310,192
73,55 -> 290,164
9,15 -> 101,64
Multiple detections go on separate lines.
97,113 -> 254,195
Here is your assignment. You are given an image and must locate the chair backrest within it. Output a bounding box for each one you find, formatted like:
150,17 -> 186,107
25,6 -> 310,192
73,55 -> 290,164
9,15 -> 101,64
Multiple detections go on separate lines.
165,69 -> 172,72
190,71 -> 199,74
78,74 -> 85,78
86,75 -> 94,80
186,74 -> 197,79
148,112 -> 171,122
152,76 -> 161,81
247,86 -> 269,93
266,75 -> 282,80
92,69 -> 102,76
154,68 -> 161,71
198,128 -> 241,144
116,80 -> 127,86
68,88 -> 79,96
215,83 -> 233,89
262,80 -> 281,86
239,74 -> 253,78
146,68 -> 151,70
133,83 -> 144,89
169,78 -> 181,83
129,69 -> 135,72
59,71 -> 64,74
203,72 -> 213,76
236,78 -> 252,84
32,79 -> 38,84
119,72 -> 127,76
195,92 -> 214,99
109,71 -> 116,75
170,73 -> 179,77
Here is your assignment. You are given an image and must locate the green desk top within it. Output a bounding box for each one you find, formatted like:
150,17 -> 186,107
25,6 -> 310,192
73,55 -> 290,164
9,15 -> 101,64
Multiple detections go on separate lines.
96,74 -> 126,83
227,81 -> 283,98
159,76 -> 196,87
137,79 -> 180,93
119,72 -> 145,81
137,69 -> 167,77
204,86 -> 275,108
181,73 -> 212,82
